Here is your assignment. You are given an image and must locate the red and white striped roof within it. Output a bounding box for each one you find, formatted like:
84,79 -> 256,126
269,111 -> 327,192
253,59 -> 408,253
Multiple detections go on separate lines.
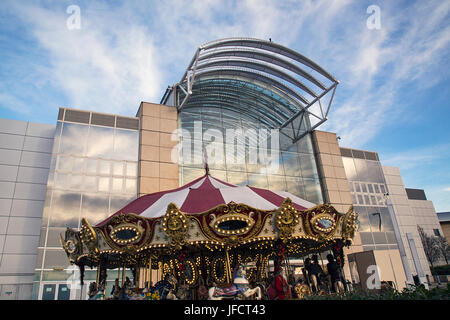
97,174 -> 316,226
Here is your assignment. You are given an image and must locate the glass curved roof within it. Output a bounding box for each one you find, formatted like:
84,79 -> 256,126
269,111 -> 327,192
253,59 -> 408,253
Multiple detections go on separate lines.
161,37 -> 338,140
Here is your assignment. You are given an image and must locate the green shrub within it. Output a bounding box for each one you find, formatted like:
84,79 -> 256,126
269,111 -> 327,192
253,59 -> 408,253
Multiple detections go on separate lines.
430,264 -> 450,275
303,283 -> 450,300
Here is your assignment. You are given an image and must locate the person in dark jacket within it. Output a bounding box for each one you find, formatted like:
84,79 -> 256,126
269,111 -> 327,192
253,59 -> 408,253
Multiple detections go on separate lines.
326,254 -> 343,293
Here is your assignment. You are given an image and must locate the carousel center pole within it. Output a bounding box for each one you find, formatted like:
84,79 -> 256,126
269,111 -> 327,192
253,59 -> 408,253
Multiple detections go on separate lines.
122,263 -> 126,287
148,256 -> 152,289
225,247 -> 232,284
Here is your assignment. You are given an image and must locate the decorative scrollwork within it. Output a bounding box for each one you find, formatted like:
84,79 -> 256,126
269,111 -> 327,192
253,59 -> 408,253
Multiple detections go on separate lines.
342,205 -> 358,240
274,198 -> 299,241
80,218 -> 99,255
162,203 -> 188,248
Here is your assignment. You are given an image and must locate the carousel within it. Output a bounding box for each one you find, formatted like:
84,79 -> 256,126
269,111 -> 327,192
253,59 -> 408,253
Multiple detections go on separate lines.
61,170 -> 358,300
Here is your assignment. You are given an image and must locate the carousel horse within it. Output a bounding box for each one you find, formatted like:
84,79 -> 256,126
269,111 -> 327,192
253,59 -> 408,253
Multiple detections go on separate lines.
150,274 -> 177,299
208,264 -> 262,300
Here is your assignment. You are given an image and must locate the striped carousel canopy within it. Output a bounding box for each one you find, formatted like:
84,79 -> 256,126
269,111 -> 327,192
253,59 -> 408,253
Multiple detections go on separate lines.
97,173 -> 316,226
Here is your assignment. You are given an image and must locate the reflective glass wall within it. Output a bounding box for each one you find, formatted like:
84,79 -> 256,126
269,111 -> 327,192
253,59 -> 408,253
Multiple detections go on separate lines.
178,106 -> 323,204
340,148 -> 397,251
32,109 -> 139,300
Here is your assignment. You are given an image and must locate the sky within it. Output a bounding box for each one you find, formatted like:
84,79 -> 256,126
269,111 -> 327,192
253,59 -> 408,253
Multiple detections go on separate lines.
0,0 -> 449,211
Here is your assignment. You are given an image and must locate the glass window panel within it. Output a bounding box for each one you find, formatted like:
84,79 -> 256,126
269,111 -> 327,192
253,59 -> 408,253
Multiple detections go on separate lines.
85,159 -> 97,175
376,196 -> 383,206
49,191 -> 81,228
354,206 -> 371,232
113,129 -> 139,161
349,182 -> 355,192
366,161 -> 384,183
98,177 -> 110,192
281,152 -> 301,177
268,175 -> 286,191
357,194 -> 364,204
208,170 -> 227,181
246,147 -> 265,173
86,126 -> 114,159
353,159 -> 368,181
367,184 -> 374,193
354,182 -> 361,193
72,157 -> 84,173
373,232 -> 388,244
304,179 -> 323,204
83,176 -> 97,192
351,194 -> 358,204
342,157 -> 357,181
261,148 -> 283,175
380,184 -> 386,194
125,178 -> 137,194
55,173 -> 68,189
225,143 -> 246,172
374,184 -> 380,193
227,171 -> 248,186
57,155 -> 72,172
46,228 -> 66,247
181,167 -> 204,184
112,162 -> 124,176
295,135 -> 313,154
60,123 -> 88,156
285,176 -> 305,199
361,183 -> 368,193
368,210 -> 382,232
112,178 -> 123,193
379,207 -> 394,232
43,249 -> 68,269
205,141 -> 225,170
99,160 -> 111,175
82,193 -> 110,225
364,195 -> 370,205
247,173 -> 268,189
69,174 -> 83,190
370,195 -> 377,206
110,195 -> 135,214
126,162 -> 137,177
299,154 -> 318,179
360,232 -> 375,245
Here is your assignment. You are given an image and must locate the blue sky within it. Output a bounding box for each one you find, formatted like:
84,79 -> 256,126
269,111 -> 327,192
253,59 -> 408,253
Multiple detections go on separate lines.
0,0 -> 449,211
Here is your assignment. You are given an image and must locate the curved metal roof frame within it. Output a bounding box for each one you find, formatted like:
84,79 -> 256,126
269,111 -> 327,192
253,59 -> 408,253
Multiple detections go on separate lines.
186,75 -> 304,113
183,79 -> 298,122
162,38 -> 338,142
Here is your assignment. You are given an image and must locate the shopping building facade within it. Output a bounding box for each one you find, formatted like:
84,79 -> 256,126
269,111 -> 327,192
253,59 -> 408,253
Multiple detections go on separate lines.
0,38 -> 445,299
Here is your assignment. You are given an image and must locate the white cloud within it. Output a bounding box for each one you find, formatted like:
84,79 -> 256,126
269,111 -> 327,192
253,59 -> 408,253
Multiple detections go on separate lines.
10,1 -> 162,116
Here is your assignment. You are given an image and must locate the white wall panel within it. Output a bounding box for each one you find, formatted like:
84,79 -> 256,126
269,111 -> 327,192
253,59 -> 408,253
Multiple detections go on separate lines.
3,235 -> 40,254
0,199 -> 12,216
6,217 -> 42,235
17,167 -> 49,184
0,133 -> 24,150
10,200 -> 45,218
0,165 -> 18,182
0,149 -> 22,166
0,119 -> 27,135
0,182 -> 15,198
20,152 -> 51,169
23,136 -> 53,154
0,254 -> 38,274
26,123 -> 55,139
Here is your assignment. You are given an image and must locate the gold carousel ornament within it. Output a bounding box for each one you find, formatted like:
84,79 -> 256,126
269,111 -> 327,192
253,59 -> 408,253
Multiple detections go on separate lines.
61,172 -> 358,300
